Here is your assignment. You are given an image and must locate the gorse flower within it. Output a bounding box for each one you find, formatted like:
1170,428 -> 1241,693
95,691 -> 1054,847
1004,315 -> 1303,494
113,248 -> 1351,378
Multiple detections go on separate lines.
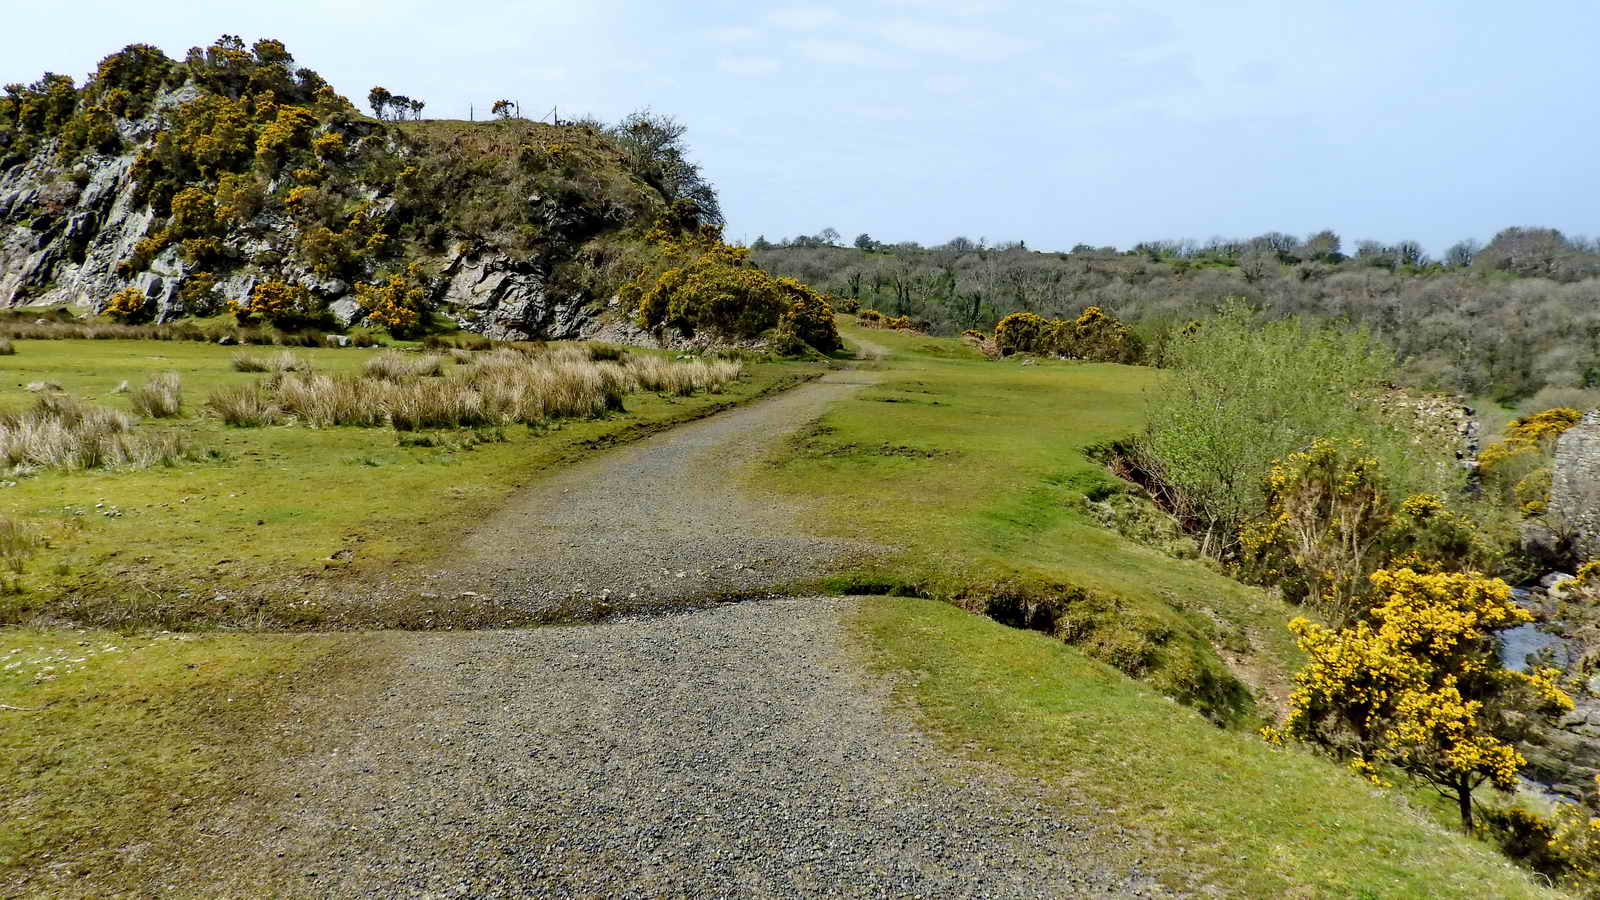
1270,566 -> 1572,830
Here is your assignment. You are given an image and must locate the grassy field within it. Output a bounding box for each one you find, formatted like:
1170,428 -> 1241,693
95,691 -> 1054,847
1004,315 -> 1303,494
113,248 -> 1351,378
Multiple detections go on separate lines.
766,320 -> 1302,723
0,625 -> 378,895
853,596 -> 1553,898
1,338 -> 817,628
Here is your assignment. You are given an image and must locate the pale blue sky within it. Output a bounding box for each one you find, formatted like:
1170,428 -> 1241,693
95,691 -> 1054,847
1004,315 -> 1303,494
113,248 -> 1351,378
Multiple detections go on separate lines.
7,1 -> 1597,253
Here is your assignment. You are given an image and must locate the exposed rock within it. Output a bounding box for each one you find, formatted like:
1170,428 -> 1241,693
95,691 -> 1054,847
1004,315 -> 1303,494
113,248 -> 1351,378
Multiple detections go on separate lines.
436,246 -> 595,341
329,297 -> 361,326
1379,388 -> 1480,464
1552,410 -> 1600,561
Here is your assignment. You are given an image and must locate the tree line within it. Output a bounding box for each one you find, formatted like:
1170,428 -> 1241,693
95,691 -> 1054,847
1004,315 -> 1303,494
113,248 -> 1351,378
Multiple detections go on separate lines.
753,226 -> 1600,404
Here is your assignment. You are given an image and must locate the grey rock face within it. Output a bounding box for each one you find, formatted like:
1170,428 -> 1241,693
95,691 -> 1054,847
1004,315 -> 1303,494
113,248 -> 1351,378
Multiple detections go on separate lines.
436,246 -> 595,341
1552,410 -> 1600,561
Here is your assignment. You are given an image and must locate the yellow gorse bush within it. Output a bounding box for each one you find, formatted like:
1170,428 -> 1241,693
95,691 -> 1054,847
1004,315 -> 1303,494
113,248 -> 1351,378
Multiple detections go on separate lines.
992,306 -> 1136,362
1478,407 -> 1583,517
1266,566 -> 1572,829
1241,439 -> 1492,622
623,232 -> 840,352
104,286 -> 148,322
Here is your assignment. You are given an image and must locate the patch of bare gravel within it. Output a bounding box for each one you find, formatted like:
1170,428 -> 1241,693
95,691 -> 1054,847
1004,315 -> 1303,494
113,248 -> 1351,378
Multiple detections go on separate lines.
185,598 -> 1164,898
381,369 -> 887,620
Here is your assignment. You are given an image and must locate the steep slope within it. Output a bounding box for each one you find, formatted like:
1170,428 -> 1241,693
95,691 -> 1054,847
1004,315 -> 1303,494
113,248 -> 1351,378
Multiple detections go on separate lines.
0,37 -> 711,339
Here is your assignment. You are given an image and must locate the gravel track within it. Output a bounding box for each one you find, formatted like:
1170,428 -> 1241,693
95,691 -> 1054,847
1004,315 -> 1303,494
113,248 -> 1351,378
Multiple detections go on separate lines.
199,599 -> 1159,898
400,368 -> 886,619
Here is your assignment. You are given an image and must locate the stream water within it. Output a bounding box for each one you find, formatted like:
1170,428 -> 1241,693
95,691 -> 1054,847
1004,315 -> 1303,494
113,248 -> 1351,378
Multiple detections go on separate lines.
1499,587 -> 1575,673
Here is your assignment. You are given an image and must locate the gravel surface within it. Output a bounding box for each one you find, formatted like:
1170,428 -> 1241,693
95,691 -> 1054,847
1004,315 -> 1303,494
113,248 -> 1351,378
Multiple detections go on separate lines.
197,599 -> 1162,898
396,369 -> 886,619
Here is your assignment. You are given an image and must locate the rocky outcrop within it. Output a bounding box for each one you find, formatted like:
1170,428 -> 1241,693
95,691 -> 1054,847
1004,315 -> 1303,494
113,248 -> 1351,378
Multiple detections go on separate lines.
1552,410 -> 1600,561
435,247 -> 595,341
1,84 -> 618,340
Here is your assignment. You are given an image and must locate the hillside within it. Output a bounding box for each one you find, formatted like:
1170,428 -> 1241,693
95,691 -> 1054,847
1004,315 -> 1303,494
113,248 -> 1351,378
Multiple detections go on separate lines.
0,37 -> 714,340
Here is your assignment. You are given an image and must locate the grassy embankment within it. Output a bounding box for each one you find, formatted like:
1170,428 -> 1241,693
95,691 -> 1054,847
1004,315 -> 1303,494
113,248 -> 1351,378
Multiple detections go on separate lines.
1,338 -> 816,628
857,597 -> 1552,898
768,320 -> 1297,722
767,320 -> 1553,897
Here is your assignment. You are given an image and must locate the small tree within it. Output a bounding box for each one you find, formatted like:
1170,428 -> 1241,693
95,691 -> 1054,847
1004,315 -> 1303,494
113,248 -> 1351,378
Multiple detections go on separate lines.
491,99 -> 517,120
854,233 -> 875,251
367,85 -> 392,120
1266,567 -> 1573,831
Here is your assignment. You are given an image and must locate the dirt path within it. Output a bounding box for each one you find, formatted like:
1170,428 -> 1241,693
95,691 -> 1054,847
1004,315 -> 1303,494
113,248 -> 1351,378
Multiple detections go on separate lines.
172,338 -> 1160,897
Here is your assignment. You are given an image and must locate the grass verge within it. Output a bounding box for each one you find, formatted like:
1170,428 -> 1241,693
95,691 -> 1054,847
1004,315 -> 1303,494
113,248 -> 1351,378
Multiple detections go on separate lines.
853,595 -> 1555,898
0,626 -> 376,897
765,321 -> 1301,724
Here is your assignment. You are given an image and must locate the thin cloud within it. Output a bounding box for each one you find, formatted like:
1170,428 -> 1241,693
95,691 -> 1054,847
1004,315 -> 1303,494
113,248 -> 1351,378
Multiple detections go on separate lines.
718,55 -> 782,77
707,25 -> 762,43
769,7 -> 842,30
794,38 -> 896,68
876,20 -> 1032,62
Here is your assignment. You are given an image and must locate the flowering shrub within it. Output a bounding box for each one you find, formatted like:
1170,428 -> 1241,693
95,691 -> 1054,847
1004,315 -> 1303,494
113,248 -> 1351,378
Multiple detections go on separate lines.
994,311 -> 1046,355
1482,777 -> 1600,892
230,279 -> 320,327
105,286 -> 149,322
993,306 -> 1138,361
1264,567 -> 1572,830
625,236 -> 839,351
1480,407 -> 1584,516
355,264 -> 431,336
1241,439 -> 1493,622
777,279 -> 841,353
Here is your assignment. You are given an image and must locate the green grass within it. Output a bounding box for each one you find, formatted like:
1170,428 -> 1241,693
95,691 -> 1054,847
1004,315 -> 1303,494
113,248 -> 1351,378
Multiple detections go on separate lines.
766,321 -> 1301,722
853,595 -> 1555,898
0,339 -> 817,628
0,625 -> 374,896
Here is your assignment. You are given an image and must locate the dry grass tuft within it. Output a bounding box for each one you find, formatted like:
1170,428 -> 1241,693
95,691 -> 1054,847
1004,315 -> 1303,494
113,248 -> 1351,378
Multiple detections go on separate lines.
25,381 -> 62,393
0,394 -> 189,471
230,352 -> 270,373
0,517 -> 39,576
233,350 -> 312,374
364,351 -> 445,380
626,356 -> 744,396
204,384 -> 283,427
110,380 -> 130,394
129,372 -> 182,419
209,344 -> 741,432
0,339 -> 13,356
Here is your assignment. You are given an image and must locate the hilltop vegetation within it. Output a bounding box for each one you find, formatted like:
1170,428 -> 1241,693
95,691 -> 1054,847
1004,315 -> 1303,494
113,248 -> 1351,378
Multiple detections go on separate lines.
755,227 -> 1600,403
2,37 -> 854,354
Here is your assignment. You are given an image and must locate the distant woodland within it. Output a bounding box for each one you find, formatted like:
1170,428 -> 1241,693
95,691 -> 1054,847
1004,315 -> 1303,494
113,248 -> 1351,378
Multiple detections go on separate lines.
754,227 -> 1600,404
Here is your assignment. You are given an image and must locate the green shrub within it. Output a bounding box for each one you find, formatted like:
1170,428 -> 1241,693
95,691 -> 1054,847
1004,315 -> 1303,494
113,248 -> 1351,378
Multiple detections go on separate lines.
1138,300 -> 1452,557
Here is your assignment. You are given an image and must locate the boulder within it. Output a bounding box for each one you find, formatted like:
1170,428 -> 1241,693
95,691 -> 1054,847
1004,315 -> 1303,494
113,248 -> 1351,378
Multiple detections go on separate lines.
1552,410 -> 1600,561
